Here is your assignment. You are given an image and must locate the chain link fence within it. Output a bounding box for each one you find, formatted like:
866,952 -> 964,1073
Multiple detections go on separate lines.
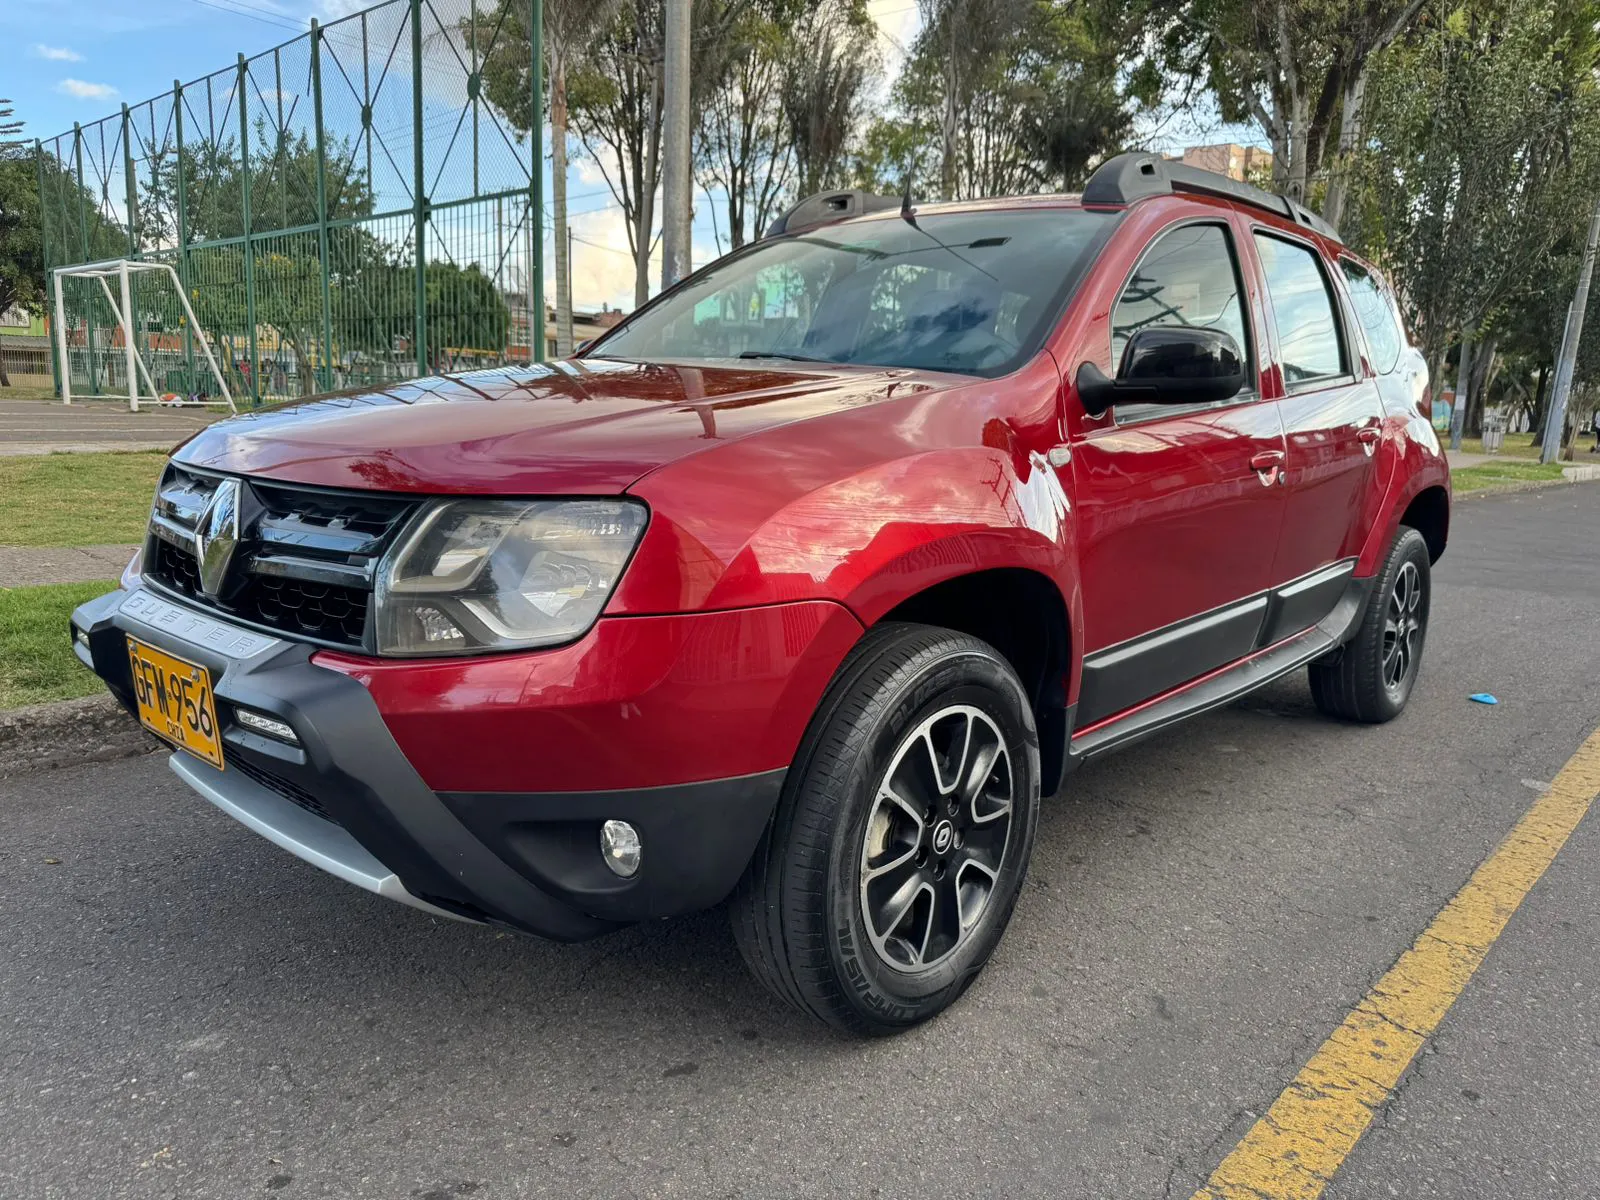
35,0 -> 540,406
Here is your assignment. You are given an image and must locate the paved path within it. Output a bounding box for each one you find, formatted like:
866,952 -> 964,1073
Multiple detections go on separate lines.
0,397 -> 223,457
3,487 -> 1599,1199
0,544 -> 138,587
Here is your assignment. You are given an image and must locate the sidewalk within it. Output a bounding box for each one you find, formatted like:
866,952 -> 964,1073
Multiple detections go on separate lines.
0,544 -> 138,587
0,397 -> 223,457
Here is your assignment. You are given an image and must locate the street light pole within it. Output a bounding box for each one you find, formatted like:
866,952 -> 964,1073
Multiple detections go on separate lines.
1542,191 -> 1600,465
660,0 -> 692,289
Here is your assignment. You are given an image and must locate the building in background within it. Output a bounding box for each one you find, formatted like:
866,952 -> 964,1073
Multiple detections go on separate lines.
0,305 -> 52,388
1172,144 -> 1275,184
504,297 -> 628,361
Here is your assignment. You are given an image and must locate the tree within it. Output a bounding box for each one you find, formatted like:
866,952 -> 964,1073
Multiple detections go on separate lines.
0,155 -> 44,388
1343,0 -> 1600,419
1121,0 -> 1429,226
472,0 -> 625,356
3,142 -> 128,388
780,0 -> 878,197
138,126 -> 383,397
896,0 -> 1132,199
696,2 -> 803,250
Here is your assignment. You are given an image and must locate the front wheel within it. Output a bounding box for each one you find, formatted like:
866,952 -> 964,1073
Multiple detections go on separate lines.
1309,525 -> 1432,722
730,623 -> 1041,1035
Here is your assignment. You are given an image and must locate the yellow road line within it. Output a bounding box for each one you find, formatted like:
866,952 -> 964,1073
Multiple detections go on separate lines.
1193,725 -> 1600,1200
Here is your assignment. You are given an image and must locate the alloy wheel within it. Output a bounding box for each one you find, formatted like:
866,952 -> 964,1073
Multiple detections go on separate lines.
1382,560 -> 1423,693
858,704 -> 1014,972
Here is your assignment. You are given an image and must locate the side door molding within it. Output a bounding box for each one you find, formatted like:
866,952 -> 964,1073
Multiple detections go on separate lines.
1075,558 -> 1357,728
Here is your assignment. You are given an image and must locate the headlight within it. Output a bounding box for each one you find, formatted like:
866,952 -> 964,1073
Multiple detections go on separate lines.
375,498 -> 647,656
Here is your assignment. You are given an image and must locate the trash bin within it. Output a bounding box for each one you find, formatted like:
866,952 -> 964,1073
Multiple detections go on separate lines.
1481,415 -> 1506,454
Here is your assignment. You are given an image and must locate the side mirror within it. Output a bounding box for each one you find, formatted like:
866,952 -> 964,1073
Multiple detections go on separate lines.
1076,327 -> 1246,417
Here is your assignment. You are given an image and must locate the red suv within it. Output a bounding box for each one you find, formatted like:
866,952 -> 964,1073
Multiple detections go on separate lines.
73,153 -> 1448,1034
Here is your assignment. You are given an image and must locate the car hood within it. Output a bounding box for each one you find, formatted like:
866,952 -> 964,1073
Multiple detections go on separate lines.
173,358 -> 943,494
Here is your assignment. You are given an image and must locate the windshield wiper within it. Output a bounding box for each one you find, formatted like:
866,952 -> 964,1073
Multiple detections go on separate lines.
737,350 -> 838,364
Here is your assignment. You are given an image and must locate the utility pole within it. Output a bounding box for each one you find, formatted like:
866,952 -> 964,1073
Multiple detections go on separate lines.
1542,192 -> 1600,465
660,0 -> 692,289
529,0 -> 545,363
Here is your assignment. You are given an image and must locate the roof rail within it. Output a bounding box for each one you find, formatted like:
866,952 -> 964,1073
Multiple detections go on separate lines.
763,189 -> 900,239
1082,152 -> 1342,244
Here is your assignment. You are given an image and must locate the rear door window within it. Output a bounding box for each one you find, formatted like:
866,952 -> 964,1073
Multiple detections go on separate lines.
1252,233 -> 1346,386
1338,259 -> 1403,374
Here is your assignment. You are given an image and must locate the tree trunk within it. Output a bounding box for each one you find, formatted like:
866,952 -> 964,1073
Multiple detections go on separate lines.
940,2 -> 959,201
1528,363 -> 1549,443
0,356 -> 10,388
1321,71 -> 1367,233
553,54 -> 573,358
1465,334 -> 1496,437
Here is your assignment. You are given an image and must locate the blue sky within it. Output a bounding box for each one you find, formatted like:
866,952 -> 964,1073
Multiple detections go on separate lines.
6,0 -> 1251,311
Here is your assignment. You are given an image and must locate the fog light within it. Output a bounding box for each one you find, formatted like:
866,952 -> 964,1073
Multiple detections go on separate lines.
234,707 -> 299,744
600,820 -> 641,878
73,626 -> 90,648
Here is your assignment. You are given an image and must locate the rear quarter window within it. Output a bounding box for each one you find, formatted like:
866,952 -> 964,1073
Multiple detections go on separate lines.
1339,259 -> 1404,375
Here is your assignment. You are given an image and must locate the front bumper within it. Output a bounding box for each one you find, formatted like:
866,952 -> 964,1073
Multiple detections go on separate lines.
71,587 -> 794,942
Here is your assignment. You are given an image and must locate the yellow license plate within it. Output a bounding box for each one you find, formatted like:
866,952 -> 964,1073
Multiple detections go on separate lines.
126,636 -> 225,769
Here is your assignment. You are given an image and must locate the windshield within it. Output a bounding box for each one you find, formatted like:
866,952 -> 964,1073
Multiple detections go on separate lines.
588,208 -> 1114,377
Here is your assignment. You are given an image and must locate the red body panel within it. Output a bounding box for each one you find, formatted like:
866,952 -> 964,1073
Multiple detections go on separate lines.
315,600 -> 864,792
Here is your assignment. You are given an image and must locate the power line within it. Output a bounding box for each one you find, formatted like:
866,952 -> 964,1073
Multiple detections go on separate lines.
183,0 -> 305,34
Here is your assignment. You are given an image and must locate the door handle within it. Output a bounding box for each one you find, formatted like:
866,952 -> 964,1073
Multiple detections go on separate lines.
1250,449 -> 1285,487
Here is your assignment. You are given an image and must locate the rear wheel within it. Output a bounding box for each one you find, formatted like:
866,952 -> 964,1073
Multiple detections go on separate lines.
730,623 -> 1040,1035
1309,526 -> 1431,722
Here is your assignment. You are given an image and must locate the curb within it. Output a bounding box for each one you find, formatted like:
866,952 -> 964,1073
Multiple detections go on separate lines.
1562,463 -> 1600,482
0,694 -> 159,777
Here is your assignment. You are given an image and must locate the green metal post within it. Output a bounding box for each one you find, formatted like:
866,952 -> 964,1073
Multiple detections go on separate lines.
37,141 -> 62,398
74,122 -> 99,395
529,0 -> 544,364
172,84 -> 197,391
411,0 -> 428,376
238,54 -> 259,405
311,19 -> 336,391
469,0 -> 480,195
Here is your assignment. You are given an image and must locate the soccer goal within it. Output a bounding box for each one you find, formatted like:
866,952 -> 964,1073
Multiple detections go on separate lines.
51,259 -> 236,413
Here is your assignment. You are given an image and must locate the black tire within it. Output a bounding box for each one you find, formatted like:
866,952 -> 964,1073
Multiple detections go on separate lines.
1308,526 -> 1431,722
730,622 -> 1041,1035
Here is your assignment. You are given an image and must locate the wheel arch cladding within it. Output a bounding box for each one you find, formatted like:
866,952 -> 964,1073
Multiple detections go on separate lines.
877,567 -> 1072,796
1400,485 -> 1449,563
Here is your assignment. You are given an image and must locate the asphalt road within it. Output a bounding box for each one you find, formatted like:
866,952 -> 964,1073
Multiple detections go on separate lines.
4,485 -> 1599,1200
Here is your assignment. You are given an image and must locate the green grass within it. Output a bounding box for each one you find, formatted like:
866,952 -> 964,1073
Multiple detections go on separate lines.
1455,435 -> 1546,460
0,451 -> 167,547
1451,459 -> 1569,495
0,581 -> 114,709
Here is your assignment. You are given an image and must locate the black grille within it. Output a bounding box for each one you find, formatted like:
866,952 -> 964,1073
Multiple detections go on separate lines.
153,538 -> 202,596
230,755 -> 334,824
144,465 -> 418,650
243,575 -> 369,644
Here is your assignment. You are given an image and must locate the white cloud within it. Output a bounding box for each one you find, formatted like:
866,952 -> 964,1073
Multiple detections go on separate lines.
568,203 -> 656,312
56,79 -> 119,101
33,44 -> 84,63
867,0 -> 920,67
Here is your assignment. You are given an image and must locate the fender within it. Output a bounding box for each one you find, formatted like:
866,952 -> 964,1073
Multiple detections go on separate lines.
612,355 -> 1079,620
1356,410 -> 1450,576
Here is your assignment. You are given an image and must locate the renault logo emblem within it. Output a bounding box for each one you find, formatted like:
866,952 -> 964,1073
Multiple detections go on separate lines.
193,477 -> 241,596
